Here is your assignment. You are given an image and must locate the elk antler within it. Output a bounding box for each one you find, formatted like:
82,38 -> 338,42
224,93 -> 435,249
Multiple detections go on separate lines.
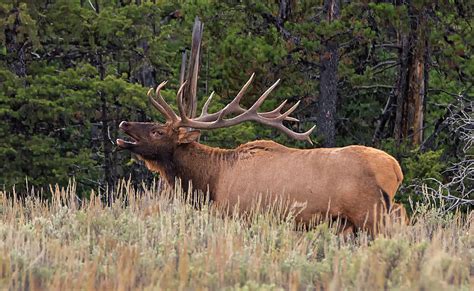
148,74 -> 315,144
148,81 -> 180,123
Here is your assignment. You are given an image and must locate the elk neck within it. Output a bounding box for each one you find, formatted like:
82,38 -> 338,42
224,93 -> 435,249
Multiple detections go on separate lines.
145,142 -> 235,199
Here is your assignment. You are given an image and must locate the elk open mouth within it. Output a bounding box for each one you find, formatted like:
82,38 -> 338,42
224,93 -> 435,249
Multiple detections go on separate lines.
116,136 -> 138,149
117,122 -> 140,150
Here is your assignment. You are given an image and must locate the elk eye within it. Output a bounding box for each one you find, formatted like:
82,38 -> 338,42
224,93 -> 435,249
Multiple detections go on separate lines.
151,130 -> 163,137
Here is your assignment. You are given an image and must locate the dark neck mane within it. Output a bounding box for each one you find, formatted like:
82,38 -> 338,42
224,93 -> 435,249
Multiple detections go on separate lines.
144,142 -> 235,198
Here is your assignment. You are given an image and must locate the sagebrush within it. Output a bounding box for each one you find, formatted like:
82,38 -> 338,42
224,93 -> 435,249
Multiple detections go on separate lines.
0,181 -> 472,290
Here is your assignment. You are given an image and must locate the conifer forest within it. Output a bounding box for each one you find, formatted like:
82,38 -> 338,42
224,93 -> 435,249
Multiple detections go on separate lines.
0,1 -> 472,289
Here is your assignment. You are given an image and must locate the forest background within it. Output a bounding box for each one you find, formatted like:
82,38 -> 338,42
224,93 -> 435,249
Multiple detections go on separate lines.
0,0 -> 472,210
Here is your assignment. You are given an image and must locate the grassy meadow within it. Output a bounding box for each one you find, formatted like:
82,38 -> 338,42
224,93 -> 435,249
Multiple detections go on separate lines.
0,181 -> 472,290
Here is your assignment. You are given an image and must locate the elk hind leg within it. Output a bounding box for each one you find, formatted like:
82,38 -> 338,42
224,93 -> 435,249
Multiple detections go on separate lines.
350,201 -> 387,235
331,216 -> 355,236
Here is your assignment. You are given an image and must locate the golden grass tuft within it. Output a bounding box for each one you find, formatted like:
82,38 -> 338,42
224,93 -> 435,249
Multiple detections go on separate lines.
0,180 -> 472,290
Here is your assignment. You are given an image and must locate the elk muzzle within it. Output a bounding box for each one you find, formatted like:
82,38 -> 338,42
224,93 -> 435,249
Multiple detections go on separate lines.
117,121 -> 140,150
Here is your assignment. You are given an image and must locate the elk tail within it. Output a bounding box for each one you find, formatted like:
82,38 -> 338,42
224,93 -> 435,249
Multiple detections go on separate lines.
380,189 -> 391,213
392,161 -> 404,185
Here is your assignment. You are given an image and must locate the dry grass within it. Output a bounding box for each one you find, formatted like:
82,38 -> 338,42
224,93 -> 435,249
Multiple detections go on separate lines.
0,180 -> 472,290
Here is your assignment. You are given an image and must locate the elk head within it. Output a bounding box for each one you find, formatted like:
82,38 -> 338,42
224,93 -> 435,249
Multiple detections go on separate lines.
117,74 -> 315,161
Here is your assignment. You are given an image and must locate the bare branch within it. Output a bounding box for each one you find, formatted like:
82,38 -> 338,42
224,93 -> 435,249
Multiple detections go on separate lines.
412,98 -> 473,211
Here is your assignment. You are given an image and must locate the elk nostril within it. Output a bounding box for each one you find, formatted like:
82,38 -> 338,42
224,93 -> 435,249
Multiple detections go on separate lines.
119,121 -> 129,129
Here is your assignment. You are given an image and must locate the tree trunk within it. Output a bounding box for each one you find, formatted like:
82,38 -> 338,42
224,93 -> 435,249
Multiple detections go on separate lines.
96,53 -> 116,190
94,0 -> 99,13
315,0 -> 340,147
393,4 -> 429,146
278,0 -> 293,23
90,1 -> 116,190
5,7 -> 26,79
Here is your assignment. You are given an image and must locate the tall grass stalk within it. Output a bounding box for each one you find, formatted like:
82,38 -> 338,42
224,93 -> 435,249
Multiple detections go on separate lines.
0,180 -> 472,290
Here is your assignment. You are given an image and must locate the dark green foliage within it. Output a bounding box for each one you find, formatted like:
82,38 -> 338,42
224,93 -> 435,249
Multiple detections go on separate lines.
0,1 -> 471,207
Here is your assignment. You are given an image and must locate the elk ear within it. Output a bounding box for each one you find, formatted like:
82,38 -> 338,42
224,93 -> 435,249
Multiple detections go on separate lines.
177,128 -> 201,144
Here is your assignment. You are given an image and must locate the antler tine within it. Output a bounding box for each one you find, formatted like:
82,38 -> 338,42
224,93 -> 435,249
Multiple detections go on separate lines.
259,99 -> 299,122
248,97 -> 314,143
279,100 -> 300,121
148,83 -> 171,119
247,79 -> 280,113
199,91 -> 215,118
148,87 -> 167,114
263,99 -> 287,115
278,124 -> 316,144
215,73 -> 256,121
193,73 -> 255,122
176,81 -> 188,121
149,81 -> 180,123
230,72 -> 255,109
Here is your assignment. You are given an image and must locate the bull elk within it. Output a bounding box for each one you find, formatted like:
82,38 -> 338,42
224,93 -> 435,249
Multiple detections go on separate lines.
117,74 -> 404,234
